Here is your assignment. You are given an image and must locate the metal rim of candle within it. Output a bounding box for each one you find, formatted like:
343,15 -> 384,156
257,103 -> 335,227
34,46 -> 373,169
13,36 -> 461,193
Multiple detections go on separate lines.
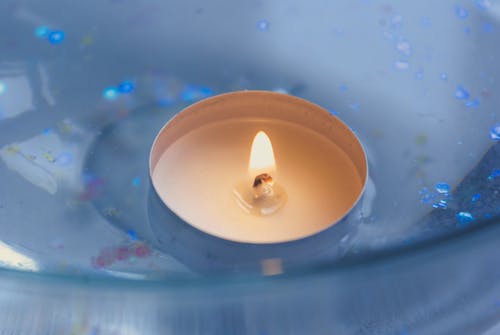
149,90 -> 369,243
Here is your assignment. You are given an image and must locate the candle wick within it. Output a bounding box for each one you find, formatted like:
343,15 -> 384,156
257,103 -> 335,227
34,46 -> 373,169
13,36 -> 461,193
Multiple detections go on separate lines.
252,173 -> 274,199
233,173 -> 287,216
253,173 -> 273,187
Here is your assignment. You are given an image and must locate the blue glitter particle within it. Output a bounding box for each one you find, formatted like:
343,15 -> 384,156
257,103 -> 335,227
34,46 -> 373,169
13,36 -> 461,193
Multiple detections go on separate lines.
391,15 -> 404,29
48,31 -> 65,44
118,81 -> 135,94
490,124 -> 500,140
454,5 -> 469,19
158,98 -> 174,107
433,199 -> 448,209
419,188 -> 437,204
464,27 -> 472,34
440,73 -> 448,80
132,176 -> 141,187
127,229 -> 137,241
420,16 -> 432,27
103,87 -> 119,100
471,193 -> 481,202
465,99 -> 480,108
394,60 -> 410,71
394,60 -> 409,70
435,182 -> 450,194
455,85 -> 470,100
490,168 -> 500,178
396,40 -> 412,56
42,128 -> 53,135
35,26 -> 50,38
349,103 -> 360,111
421,196 -> 435,205
418,187 -> 429,195
257,20 -> 270,32
483,22 -> 494,33
414,70 -> 424,80
180,85 -> 214,101
0,82 -> 5,95
338,84 -> 348,92
485,213 -> 492,219
456,211 -> 474,227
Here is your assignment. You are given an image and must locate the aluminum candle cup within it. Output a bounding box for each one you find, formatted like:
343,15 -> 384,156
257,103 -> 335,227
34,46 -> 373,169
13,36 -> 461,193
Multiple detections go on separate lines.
149,91 -> 367,244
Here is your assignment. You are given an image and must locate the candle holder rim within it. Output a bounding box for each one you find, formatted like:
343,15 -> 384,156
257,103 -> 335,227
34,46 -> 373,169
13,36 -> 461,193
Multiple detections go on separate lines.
148,90 -> 369,243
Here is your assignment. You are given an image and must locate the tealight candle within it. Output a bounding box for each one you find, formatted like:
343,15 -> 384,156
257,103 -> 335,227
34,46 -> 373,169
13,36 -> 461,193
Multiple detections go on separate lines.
150,91 -> 367,243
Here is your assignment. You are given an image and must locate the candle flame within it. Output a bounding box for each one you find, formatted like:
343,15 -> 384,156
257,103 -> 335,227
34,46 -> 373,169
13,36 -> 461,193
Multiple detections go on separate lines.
249,131 -> 276,176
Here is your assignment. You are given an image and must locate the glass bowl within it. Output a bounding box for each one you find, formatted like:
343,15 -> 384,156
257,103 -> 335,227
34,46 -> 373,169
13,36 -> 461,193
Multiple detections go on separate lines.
0,0 -> 499,333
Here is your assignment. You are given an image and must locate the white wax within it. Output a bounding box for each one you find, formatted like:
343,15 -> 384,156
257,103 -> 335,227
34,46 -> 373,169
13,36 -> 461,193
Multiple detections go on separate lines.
152,118 -> 363,243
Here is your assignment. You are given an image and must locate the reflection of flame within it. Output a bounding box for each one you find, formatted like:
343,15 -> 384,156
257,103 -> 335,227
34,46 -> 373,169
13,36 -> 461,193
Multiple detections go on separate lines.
248,131 -> 276,177
0,241 -> 38,271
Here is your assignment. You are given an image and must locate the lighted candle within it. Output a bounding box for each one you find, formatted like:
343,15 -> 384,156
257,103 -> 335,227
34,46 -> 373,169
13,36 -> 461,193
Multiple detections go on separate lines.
233,130 -> 287,216
249,131 -> 276,176
150,91 -> 367,243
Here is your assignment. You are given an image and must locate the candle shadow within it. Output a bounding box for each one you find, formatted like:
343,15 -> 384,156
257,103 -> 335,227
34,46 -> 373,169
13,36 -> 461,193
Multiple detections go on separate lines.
146,181 -> 354,275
